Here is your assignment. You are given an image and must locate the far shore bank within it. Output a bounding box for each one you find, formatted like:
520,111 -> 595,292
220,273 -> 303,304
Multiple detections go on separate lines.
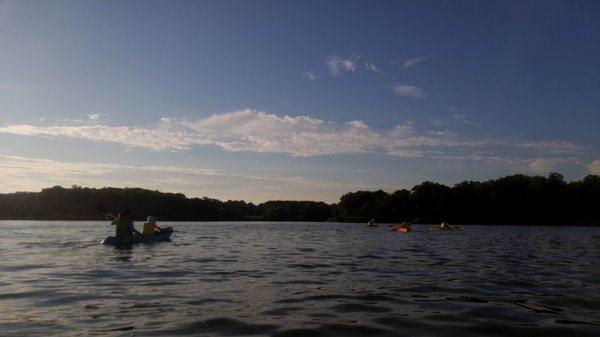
1,173 -> 599,226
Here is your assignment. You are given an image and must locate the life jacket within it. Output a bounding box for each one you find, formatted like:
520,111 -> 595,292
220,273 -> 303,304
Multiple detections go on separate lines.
142,221 -> 154,236
115,215 -> 133,238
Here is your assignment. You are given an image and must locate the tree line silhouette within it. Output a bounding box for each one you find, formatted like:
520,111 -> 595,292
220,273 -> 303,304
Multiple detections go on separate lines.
0,173 -> 598,225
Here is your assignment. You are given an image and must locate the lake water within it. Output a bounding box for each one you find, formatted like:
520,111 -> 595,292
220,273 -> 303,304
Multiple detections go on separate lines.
1,221 -> 599,337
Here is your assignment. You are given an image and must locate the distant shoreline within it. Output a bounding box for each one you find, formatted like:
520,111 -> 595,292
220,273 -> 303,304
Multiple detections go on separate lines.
0,219 -> 600,228
0,173 -> 599,226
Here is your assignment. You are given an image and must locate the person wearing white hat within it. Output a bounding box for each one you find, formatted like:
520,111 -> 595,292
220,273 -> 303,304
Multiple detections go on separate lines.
142,215 -> 161,237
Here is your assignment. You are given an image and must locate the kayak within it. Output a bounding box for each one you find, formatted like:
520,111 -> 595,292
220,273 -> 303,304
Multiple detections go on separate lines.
101,227 -> 174,245
428,225 -> 464,232
391,226 -> 411,233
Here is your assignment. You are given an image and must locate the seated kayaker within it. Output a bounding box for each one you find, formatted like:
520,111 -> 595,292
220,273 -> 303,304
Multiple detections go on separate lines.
367,218 -> 375,226
400,222 -> 411,230
142,215 -> 161,236
111,210 -> 141,241
440,221 -> 450,230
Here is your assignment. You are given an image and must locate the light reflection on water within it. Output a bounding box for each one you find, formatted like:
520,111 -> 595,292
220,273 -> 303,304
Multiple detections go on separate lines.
0,221 -> 599,336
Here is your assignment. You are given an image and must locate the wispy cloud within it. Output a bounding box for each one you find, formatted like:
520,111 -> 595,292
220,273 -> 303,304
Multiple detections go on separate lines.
0,155 -> 217,178
0,124 -> 209,151
364,61 -> 384,73
0,155 -> 368,202
302,70 -> 317,80
527,157 -> 580,174
403,57 -> 425,68
86,113 -> 101,120
0,110 -> 587,165
392,84 -> 427,98
451,107 -> 467,119
588,160 -> 600,174
516,140 -> 586,154
430,153 -> 582,175
325,55 -> 359,76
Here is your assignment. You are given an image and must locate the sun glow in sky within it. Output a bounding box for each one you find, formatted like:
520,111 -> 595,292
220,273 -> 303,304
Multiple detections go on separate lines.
1,0 -> 599,202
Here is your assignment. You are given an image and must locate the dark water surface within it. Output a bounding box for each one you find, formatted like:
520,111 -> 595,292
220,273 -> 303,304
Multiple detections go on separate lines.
1,221 -> 599,337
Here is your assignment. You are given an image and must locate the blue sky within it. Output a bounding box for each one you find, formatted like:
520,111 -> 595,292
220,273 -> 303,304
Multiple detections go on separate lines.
1,0 -> 599,202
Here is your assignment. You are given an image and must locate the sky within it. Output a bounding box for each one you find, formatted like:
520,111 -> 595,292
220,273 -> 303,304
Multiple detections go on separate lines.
1,0 -> 599,203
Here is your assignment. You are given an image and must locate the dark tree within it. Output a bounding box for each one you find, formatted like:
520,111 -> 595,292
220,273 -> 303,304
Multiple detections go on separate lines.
0,173 -> 598,225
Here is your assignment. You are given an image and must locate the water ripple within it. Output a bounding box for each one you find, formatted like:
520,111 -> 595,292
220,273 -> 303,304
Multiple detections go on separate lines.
0,221 -> 599,337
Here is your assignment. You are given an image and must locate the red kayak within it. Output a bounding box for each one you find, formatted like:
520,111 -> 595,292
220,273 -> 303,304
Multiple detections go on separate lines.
390,225 -> 411,233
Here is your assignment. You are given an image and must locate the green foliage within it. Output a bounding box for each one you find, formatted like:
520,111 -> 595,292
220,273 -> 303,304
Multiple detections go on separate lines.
0,186 -> 331,221
334,173 -> 600,225
0,173 -> 598,224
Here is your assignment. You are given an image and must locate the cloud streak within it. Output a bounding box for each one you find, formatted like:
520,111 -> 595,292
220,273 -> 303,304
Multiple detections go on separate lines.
0,110 -> 587,166
364,61 -> 384,73
589,160 -> 600,175
0,155 -> 368,202
403,57 -> 425,68
325,55 -> 359,76
0,124 -> 209,151
302,70 -> 317,80
392,84 -> 427,98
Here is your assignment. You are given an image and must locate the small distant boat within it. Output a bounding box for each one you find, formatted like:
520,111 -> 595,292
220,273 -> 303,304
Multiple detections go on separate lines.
428,224 -> 464,232
101,227 -> 174,245
390,222 -> 412,233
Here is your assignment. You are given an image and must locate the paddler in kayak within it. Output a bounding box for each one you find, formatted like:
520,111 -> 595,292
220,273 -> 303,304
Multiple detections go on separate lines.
391,221 -> 411,232
367,218 -> 376,227
440,221 -> 451,230
440,221 -> 460,231
399,222 -> 412,232
111,210 -> 142,242
142,215 -> 162,237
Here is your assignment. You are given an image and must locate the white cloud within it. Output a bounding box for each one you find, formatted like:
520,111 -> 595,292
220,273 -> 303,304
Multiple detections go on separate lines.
390,122 -> 415,137
182,109 -> 383,156
0,155 -> 367,202
403,57 -> 425,68
0,154 -> 292,181
364,61 -> 384,73
0,124 -> 209,151
386,149 -> 423,157
0,110 -> 587,163
392,84 -> 427,98
588,160 -> 600,174
87,113 -> 100,120
452,108 -> 467,119
516,141 -> 585,154
345,120 -> 369,129
302,70 -> 317,80
527,157 -> 579,174
325,55 -> 359,76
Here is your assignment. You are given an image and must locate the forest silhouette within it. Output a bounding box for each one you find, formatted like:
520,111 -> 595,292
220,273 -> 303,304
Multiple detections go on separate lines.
0,173 -> 598,225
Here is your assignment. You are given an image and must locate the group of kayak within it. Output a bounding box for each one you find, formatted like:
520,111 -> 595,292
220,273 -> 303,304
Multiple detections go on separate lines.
367,219 -> 464,233
101,209 -> 173,246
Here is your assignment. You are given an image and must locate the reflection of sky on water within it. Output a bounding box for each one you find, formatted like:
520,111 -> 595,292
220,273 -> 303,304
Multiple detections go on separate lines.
0,221 -> 599,336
